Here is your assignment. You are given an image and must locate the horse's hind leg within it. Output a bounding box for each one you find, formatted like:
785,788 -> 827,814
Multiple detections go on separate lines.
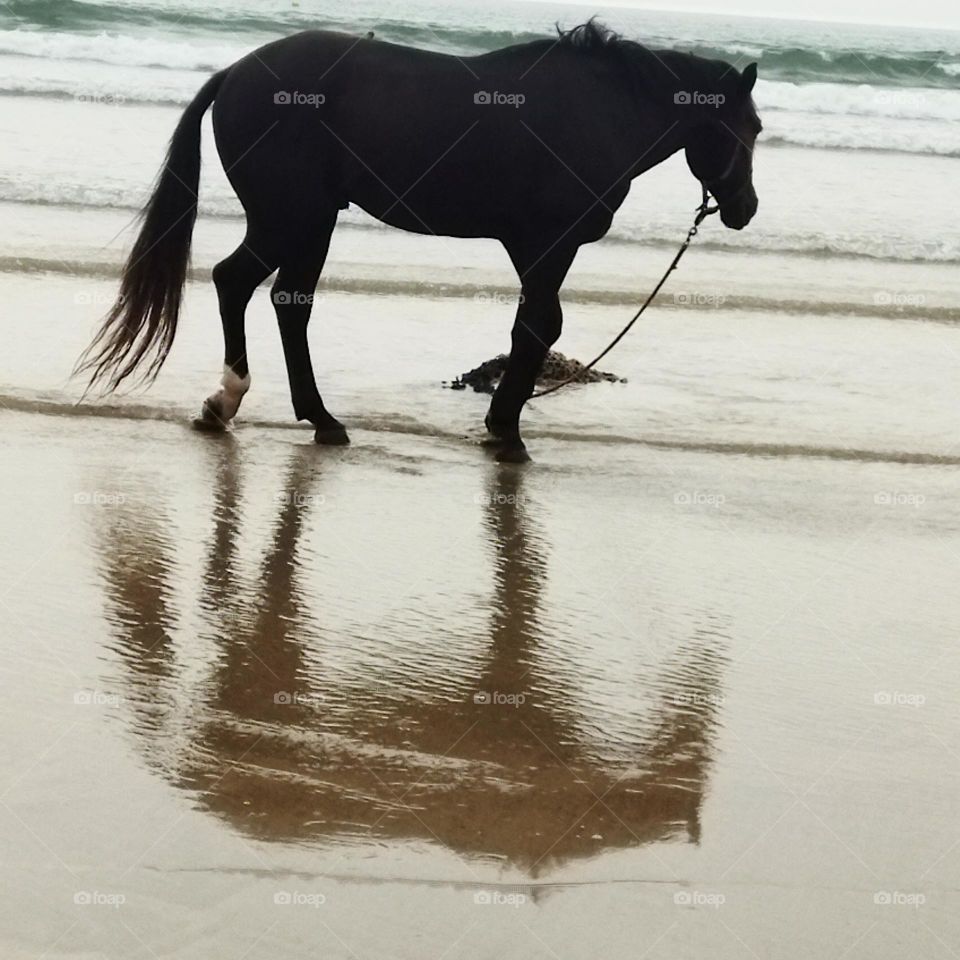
271,214 -> 348,444
194,235 -> 277,431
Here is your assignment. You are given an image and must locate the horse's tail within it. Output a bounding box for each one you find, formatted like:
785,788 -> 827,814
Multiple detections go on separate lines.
76,69 -> 228,393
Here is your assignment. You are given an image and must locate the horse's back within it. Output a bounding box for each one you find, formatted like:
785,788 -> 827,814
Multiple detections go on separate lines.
211,30 -> 637,240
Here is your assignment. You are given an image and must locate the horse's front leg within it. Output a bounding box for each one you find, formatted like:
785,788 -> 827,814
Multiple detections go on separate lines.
485,241 -> 579,462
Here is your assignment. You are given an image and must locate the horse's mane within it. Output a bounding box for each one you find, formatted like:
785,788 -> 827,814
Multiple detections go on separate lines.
556,17 -> 753,116
556,18 -> 624,52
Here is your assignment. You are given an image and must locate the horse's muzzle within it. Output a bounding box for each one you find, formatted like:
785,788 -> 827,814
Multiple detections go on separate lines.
720,188 -> 758,231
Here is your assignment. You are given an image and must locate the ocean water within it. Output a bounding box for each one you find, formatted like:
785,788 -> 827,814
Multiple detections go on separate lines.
1,0 -> 960,265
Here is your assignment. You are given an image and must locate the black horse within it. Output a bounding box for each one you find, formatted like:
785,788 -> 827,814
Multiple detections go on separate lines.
79,20 -> 761,461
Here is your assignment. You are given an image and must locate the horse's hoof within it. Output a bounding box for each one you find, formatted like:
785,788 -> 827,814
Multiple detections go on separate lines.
484,413 -> 509,437
495,442 -> 531,464
314,424 -> 350,445
484,415 -> 521,445
192,402 -> 228,432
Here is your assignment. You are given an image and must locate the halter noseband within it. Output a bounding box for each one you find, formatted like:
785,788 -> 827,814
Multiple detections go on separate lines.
699,140 -> 752,213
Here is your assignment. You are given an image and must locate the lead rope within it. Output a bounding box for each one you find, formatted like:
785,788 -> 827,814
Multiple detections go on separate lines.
530,185 -> 719,398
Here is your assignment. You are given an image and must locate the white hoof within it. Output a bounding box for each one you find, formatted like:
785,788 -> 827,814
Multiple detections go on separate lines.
206,365 -> 250,421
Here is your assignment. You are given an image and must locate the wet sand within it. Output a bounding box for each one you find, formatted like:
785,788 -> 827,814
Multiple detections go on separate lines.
2,386 -> 960,956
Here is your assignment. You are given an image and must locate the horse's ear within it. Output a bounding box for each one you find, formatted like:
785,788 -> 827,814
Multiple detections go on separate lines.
739,63 -> 758,97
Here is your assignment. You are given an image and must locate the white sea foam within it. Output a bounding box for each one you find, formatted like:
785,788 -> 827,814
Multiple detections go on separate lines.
0,27 -> 247,72
757,79 -> 960,123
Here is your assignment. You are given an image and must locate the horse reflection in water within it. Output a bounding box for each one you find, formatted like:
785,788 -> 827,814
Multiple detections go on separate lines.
91,444 -> 729,871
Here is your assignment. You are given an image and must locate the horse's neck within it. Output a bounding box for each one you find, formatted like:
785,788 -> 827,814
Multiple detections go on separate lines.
627,116 -> 689,178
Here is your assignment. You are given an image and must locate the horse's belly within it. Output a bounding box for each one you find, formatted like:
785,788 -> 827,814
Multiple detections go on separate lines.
349,185 -> 502,240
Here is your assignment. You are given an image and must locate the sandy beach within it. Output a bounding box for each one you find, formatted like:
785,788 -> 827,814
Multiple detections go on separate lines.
3,292 -> 960,956
3,0 -> 960,956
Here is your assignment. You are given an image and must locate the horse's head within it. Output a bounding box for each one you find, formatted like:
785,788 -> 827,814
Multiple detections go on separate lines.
683,63 -> 761,231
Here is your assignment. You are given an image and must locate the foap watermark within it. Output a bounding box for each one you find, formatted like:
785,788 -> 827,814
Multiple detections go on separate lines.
272,290 -> 315,306
73,690 -> 124,708
674,91 -> 725,108
873,291 -> 926,308
75,93 -> 125,106
672,691 -> 725,708
73,491 -> 127,507
874,90 -> 927,109
474,290 -> 524,306
674,490 -> 726,508
474,690 -> 526,707
474,91 -> 526,108
74,290 -> 122,307
674,890 -> 725,909
273,491 -> 325,508
674,291 -> 726,308
874,891 -> 925,908
74,891 -> 126,908
274,691 -> 323,707
874,691 -> 926,708
273,890 -> 326,907
274,90 -> 326,108
473,890 -> 527,907
873,491 -> 925,508
473,491 -> 525,506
